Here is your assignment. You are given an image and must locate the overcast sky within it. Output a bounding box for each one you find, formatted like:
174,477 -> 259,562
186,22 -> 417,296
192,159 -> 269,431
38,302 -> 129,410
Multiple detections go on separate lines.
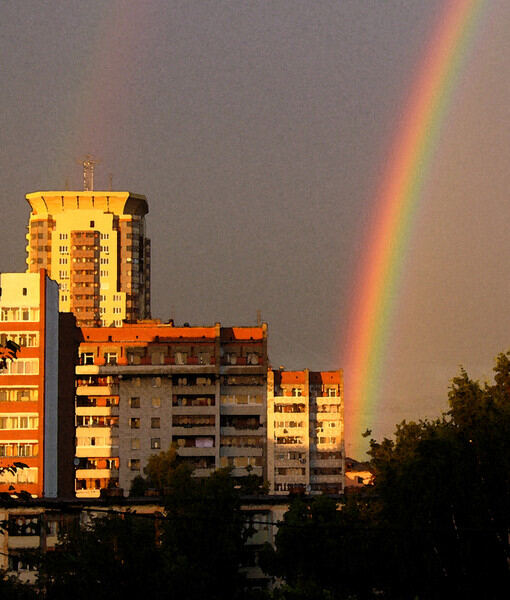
1,1 -> 509,457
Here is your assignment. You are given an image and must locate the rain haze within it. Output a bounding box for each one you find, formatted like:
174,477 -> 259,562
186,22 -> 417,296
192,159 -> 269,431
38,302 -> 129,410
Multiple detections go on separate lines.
0,0 -> 508,457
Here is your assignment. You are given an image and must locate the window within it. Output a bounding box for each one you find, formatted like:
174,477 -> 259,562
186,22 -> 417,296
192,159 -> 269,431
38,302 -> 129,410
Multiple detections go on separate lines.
0,359 -> 39,375
80,352 -> 94,365
198,352 -> 210,365
59,233 -> 68,240
90,220 -> 95,227
129,459 -> 140,471
59,246 -> 69,254
247,352 -> 259,365
59,258 -> 68,265
100,270 -> 108,277
151,397 -> 161,408
130,418 -> 140,429
59,270 -> 68,279
151,418 -> 160,429
327,388 -> 337,397
151,438 -> 161,450
0,415 -> 39,430
151,377 -> 161,388
22,288 -> 27,296
129,397 -> 140,408
100,258 -> 109,265
292,388 -> 303,397
104,352 -> 117,365
100,233 -> 109,240
131,438 -> 140,450
174,352 -> 187,365
151,352 -> 164,365
0,388 -> 38,402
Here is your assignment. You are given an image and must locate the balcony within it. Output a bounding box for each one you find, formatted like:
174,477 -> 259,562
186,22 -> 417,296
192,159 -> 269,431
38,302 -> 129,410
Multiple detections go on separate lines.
72,249 -> 96,259
172,426 -> 216,436
176,447 -> 216,457
74,310 -> 98,320
71,273 -> 98,284
75,468 -> 119,479
76,406 -> 119,416
220,427 -> 264,437
172,385 -> 216,395
76,384 -> 119,396
172,405 -> 216,415
75,446 -> 119,458
71,298 -> 98,309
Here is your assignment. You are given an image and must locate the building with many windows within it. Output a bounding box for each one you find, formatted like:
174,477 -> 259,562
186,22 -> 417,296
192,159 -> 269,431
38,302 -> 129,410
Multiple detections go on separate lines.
0,271 -> 80,497
267,368 -> 344,494
74,321 -> 268,497
25,191 -> 151,327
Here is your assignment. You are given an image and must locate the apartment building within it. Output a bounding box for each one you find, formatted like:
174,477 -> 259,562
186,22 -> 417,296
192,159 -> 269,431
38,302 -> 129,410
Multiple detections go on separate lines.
0,271 -> 80,497
25,190 -> 151,327
267,369 -> 344,495
74,321 -> 268,497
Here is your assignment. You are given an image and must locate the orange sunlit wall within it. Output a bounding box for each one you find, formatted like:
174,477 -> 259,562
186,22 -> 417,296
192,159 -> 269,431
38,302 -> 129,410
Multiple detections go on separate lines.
0,271 -> 78,498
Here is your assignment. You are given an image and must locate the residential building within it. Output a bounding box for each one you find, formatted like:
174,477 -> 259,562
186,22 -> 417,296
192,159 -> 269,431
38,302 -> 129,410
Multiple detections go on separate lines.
25,190 -> 151,327
0,271 -> 80,498
74,321 -> 268,497
267,368 -> 344,495
0,494 -> 299,587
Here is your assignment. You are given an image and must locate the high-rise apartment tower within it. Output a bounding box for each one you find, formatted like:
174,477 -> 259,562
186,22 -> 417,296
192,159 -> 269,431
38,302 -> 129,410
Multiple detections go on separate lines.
25,191 -> 151,327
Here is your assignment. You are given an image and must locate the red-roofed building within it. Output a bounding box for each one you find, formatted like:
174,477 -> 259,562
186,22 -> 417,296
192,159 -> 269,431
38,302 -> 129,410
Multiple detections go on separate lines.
74,321 -> 268,496
267,368 -> 344,495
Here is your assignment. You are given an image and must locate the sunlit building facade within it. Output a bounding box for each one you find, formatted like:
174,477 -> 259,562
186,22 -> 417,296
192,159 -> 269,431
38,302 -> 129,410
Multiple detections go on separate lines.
267,368 -> 344,494
74,321 -> 268,497
25,191 -> 151,328
0,271 -> 79,497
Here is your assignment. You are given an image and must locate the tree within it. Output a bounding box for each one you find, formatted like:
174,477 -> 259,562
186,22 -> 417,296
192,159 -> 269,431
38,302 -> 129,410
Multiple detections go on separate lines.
36,511 -> 165,600
40,453 -> 250,600
160,467 -> 249,600
129,443 -> 193,496
262,352 -> 510,599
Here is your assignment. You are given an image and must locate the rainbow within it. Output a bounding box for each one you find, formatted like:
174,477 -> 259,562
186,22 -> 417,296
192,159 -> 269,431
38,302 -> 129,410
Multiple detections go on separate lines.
344,0 -> 487,458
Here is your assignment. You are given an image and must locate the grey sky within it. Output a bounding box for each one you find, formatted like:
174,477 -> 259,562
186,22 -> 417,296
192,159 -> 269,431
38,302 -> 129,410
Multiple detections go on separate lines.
1,1 -> 508,457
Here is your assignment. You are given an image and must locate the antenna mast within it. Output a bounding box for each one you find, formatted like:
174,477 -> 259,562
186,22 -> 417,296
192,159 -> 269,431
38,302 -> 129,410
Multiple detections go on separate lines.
81,155 -> 99,191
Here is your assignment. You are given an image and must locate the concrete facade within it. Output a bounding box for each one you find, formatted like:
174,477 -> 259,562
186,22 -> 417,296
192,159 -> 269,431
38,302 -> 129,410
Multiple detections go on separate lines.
74,321 -> 268,497
267,369 -> 344,494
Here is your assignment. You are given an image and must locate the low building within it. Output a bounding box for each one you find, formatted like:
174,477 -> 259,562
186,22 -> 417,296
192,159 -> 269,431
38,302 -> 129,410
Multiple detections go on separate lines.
0,494 -> 297,588
0,271 -> 80,498
344,457 -> 374,488
74,321 -> 268,497
267,368 -> 344,494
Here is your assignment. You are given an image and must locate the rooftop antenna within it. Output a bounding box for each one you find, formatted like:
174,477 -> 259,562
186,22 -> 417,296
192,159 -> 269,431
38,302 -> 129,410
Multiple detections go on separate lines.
80,155 -> 99,191
256,309 -> 262,326
108,173 -> 113,191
